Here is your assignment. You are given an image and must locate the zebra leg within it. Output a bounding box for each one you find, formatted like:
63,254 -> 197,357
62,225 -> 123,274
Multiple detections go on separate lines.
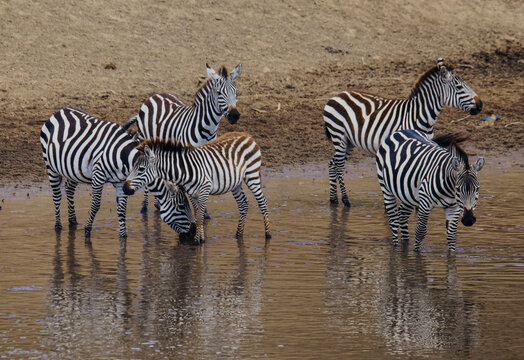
48,171 -> 63,231
114,183 -> 129,238
414,207 -> 431,252
398,203 -> 414,242
245,176 -> 271,240
232,186 -> 248,238
445,206 -> 461,251
335,142 -> 353,207
193,188 -> 210,245
153,194 -> 161,211
65,179 -> 78,226
188,196 -> 210,221
140,187 -> 149,214
84,174 -> 105,239
328,157 -> 339,204
383,192 -> 399,246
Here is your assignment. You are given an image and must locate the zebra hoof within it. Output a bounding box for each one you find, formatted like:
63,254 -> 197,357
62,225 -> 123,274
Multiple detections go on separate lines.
69,218 -> 78,226
119,233 -> 128,239
329,198 -> 339,205
84,227 -> 91,238
55,223 -> 63,231
235,232 -> 243,239
265,232 -> 272,240
204,212 -> 211,220
342,197 -> 351,208
140,206 -> 148,215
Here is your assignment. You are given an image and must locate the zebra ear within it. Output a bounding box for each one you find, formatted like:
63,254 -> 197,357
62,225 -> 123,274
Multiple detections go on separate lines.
439,64 -> 452,83
206,64 -> 220,80
230,64 -> 242,81
473,157 -> 485,173
144,145 -> 155,160
451,158 -> 463,172
164,181 -> 178,194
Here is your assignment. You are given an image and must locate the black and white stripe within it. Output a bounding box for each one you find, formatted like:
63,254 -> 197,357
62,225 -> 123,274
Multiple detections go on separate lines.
40,107 -> 193,238
124,64 -> 242,213
123,132 -> 271,244
324,58 -> 482,207
375,129 -> 484,251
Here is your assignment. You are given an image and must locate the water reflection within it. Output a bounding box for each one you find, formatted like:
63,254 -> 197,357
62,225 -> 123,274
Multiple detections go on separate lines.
45,211 -> 269,357
377,251 -> 479,356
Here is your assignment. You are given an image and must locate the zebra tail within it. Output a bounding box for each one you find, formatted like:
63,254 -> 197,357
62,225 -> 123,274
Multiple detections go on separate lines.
122,114 -> 139,131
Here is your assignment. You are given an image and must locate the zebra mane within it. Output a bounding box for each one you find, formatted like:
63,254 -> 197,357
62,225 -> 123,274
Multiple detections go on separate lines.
410,61 -> 455,99
433,132 -> 470,168
137,138 -> 194,153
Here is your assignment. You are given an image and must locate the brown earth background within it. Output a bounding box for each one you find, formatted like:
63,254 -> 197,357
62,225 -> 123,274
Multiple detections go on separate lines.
1,0 -> 523,186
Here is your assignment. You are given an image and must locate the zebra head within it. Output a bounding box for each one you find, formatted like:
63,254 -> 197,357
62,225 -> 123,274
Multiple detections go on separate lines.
452,157 -> 485,227
437,58 -> 483,115
123,145 -> 159,196
164,181 -> 197,238
206,63 -> 242,124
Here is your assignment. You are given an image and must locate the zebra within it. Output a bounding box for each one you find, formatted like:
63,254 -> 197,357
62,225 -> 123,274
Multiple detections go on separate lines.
122,132 -> 271,245
375,129 -> 484,251
123,63 -> 242,213
323,58 -> 483,207
40,107 -> 194,239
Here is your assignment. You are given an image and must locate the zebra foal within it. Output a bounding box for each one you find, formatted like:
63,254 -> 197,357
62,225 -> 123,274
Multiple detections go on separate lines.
40,107 -> 194,238
324,58 -> 482,207
123,132 -> 271,245
124,63 -> 242,213
376,129 -> 484,251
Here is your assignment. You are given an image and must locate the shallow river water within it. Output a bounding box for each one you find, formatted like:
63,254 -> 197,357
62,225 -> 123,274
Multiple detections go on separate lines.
0,165 -> 523,359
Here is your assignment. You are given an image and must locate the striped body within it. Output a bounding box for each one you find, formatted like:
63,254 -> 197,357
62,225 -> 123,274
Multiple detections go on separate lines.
40,107 -> 193,238
376,130 -> 484,251
124,132 -> 271,244
124,64 -> 242,213
324,58 -> 482,207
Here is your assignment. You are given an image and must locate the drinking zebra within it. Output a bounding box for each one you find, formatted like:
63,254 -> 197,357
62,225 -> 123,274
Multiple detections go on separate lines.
375,129 -> 484,251
123,63 -> 242,213
122,132 -> 271,245
40,107 -> 194,238
324,58 -> 482,207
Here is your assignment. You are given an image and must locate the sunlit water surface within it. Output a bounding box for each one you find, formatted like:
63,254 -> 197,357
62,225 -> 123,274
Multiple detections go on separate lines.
0,166 -> 523,359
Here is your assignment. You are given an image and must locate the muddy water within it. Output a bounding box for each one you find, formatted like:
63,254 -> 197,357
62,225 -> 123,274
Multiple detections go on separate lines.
0,166 -> 523,359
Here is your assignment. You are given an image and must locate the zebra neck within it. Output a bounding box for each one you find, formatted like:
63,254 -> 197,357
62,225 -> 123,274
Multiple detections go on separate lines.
158,149 -> 189,185
407,85 -> 444,132
440,156 -> 459,197
192,83 -> 223,138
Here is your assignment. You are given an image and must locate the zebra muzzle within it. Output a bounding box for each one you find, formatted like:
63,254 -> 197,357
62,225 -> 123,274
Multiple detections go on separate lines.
226,108 -> 240,124
122,181 -> 135,196
469,97 -> 483,115
461,209 -> 476,227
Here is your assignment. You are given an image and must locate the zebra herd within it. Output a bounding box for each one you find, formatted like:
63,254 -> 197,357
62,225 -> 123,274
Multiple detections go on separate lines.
40,58 -> 484,251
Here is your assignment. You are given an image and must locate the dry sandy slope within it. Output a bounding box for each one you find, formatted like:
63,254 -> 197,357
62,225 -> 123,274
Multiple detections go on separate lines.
0,0 -> 523,184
